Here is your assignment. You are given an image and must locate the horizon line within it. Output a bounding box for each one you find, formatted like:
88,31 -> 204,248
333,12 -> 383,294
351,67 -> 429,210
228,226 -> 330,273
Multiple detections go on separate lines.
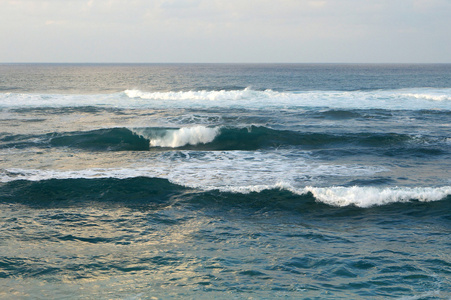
2,62 -> 451,65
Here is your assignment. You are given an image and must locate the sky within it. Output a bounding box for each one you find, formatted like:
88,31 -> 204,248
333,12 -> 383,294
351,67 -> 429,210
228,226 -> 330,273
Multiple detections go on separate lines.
1,0 -> 450,63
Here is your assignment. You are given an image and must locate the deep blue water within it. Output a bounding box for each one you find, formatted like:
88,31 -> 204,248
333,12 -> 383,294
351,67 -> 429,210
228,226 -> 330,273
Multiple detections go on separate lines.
0,64 -> 450,299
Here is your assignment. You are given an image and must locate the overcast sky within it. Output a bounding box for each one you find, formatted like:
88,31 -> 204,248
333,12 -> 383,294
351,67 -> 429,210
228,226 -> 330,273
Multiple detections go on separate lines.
1,0 -> 450,63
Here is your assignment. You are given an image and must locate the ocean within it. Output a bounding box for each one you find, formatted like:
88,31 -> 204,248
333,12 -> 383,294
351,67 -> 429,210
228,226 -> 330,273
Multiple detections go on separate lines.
0,63 -> 450,299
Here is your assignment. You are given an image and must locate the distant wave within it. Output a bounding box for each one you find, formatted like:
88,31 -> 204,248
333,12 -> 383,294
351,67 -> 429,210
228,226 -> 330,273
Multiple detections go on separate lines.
1,88 -> 450,110
124,88 -> 278,101
124,88 -> 451,110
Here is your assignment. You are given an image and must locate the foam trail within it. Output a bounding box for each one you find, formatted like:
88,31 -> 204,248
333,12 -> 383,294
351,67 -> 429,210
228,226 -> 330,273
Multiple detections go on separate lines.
148,126 -> 220,148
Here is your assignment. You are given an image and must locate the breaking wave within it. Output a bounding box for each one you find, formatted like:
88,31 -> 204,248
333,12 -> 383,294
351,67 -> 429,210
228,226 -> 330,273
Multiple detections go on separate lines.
304,186 -> 451,207
135,126 -> 220,148
0,171 -> 449,208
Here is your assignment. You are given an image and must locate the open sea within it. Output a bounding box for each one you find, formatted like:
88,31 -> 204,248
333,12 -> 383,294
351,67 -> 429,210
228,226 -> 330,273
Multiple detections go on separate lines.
0,63 -> 450,299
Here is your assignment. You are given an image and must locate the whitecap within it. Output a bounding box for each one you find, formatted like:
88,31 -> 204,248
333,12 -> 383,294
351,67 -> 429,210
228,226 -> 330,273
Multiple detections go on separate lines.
147,126 -> 220,148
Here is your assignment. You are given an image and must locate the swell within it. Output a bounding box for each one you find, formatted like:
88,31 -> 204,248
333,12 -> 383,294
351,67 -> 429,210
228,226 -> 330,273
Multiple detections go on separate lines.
1,178 -> 450,212
1,126 -> 449,155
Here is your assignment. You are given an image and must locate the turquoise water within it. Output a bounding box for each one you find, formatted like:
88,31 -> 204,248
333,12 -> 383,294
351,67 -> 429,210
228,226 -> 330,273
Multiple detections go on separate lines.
0,64 -> 450,299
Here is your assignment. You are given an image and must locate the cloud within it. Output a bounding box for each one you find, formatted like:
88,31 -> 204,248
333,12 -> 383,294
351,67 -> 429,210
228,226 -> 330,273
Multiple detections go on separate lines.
1,0 -> 450,62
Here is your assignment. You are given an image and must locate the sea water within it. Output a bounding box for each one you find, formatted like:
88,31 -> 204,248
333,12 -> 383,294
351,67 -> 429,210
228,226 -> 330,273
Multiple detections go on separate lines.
0,63 -> 450,299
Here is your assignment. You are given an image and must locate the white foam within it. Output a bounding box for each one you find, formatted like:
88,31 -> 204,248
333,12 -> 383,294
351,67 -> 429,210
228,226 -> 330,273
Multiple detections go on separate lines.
402,93 -> 451,102
146,126 -> 220,148
124,88 -> 277,101
303,186 -> 451,207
